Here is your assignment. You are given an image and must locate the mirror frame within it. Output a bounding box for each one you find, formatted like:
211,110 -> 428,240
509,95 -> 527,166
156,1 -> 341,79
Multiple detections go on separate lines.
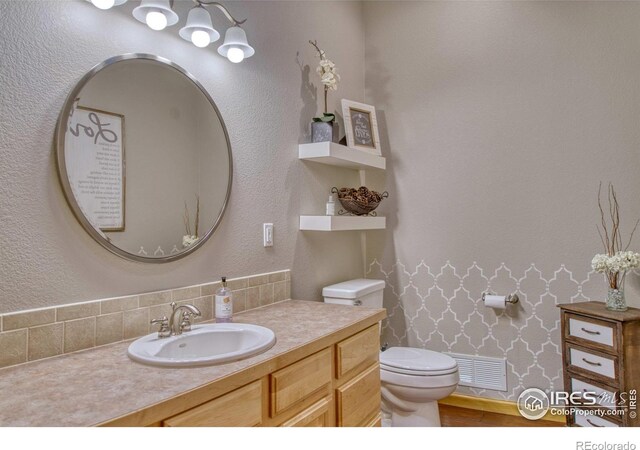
55,54 -> 233,263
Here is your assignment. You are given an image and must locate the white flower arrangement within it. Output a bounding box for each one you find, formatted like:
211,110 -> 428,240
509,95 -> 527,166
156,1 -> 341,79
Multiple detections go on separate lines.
309,40 -> 340,122
594,183 -> 640,291
182,235 -> 198,248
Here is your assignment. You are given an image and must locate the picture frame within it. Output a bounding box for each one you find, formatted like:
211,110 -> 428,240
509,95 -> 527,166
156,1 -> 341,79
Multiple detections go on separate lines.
65,105 -> 126,232
341,99 -> 381,155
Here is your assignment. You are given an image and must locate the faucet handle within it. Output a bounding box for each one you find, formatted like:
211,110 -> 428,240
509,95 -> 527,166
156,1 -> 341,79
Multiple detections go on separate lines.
150,316 -> 171,338
180,314 -> 193,333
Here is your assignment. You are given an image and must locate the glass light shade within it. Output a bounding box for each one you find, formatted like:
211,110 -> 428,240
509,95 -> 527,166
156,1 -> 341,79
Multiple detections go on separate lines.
132,0 -> 179,30
87,0 -> 127,10
179,6 -> 220,48
217,27 -> 255,62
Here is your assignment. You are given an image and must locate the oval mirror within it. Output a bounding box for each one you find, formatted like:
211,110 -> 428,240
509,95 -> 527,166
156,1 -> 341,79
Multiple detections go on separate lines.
55,54 -> 232,263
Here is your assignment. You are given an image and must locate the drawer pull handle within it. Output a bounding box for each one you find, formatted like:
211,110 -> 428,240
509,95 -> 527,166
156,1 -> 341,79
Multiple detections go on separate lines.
582,358 -> 602,367
586,418 -> 604,427
580,327 -> 601,336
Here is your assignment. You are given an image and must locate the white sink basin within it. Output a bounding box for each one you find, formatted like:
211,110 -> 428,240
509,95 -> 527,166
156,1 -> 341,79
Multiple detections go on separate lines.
127,323 -> 276,367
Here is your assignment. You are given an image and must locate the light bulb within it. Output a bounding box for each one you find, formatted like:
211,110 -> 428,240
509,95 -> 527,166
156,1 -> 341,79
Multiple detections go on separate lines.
227,46 -> 245,64
191,30 -> 211,48
91,0 -> 115,9
146,10 -> 167,31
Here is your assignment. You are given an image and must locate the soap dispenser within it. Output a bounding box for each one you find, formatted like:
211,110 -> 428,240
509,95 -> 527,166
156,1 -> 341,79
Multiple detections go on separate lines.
215,277 -> 233,323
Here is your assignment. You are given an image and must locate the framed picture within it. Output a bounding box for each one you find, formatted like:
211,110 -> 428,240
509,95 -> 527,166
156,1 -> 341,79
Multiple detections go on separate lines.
65,105 -> 126,232
342,99 -> 381,155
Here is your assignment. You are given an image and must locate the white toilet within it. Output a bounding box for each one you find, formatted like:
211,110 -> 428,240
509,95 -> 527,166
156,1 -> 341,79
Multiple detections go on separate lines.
323,279 -> 459,427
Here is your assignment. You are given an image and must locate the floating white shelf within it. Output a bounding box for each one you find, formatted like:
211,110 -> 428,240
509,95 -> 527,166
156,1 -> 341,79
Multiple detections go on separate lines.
299,215 -> 386,231
298,142 -> 386,171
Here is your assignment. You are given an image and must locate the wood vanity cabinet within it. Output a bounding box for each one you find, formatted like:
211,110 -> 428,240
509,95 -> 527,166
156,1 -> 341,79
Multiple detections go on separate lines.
559,301 -> 640,427
161,324 -> 382,427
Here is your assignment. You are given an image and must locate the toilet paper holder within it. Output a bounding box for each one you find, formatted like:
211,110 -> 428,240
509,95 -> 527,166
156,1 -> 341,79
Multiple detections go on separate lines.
481,292 -> 519,305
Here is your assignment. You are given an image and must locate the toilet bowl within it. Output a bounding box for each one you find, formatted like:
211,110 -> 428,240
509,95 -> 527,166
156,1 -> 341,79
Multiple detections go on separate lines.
323,279 -> 459,427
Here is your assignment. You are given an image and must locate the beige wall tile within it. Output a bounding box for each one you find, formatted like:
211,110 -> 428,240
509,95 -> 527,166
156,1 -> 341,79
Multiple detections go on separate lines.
269,272 -> 286,283
139,291 -> 171,308
124,308 -> 150,339
274,281 -> 287,302
57,302 -> 100,322
149,304 -> 173,322
172,286 -> 200,302
3,308 -> 55,331
190,296 -> 213,323
246,287 -> 260,310
100,296 -> 139,314
64,318 -> 96,353
201,282 -> 221,296
0,329 -> 27,368
259,284 -> 274,306
28,323 -> 63,361
232,290 -> 247,313
226,278 -> 247,290
285,270 -> 291,281
248,274 -> 270,287
286,281 -> 291,300
96,313 -> 123,346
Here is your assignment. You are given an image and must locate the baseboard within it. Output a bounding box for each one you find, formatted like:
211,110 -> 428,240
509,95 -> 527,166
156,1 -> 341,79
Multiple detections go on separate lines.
438,393 -> 566,424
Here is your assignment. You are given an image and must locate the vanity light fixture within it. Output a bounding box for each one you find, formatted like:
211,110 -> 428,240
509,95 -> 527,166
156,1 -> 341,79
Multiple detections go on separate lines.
86,0 -> 254,63
179,1 -> 254,63
132,0 -> 179,31
87,0 -> 127,10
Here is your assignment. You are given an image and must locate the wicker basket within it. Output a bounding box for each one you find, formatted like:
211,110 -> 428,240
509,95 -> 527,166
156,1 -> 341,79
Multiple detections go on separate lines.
331,187 -> 389,216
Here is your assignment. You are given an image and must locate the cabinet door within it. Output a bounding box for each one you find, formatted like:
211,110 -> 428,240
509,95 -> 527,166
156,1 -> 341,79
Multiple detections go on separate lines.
336,324 -> 380,380
163,380 -> 263,427
270,348 -> 332,417
280,397 -> 333,427
335,363 -> 381,427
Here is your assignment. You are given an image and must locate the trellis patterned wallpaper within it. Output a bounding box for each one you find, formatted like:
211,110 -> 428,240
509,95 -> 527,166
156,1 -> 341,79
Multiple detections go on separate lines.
367,259 -> 612,401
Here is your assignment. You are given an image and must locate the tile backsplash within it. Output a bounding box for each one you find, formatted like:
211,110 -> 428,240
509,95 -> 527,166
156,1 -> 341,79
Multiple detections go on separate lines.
0,270 -> 291,369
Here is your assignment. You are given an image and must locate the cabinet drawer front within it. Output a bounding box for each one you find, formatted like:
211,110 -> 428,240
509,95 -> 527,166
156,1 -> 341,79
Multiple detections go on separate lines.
567,315 -> 616,350
270,348 -> 332,417
164,380 -> 262,427
568,347 -> 616,380
336,324 -> 380,379
336,363 -> 381,427
365,413 -> 382,427
574,412 -> 619,428
280,397 -> 332,427
570,377 -> 617,409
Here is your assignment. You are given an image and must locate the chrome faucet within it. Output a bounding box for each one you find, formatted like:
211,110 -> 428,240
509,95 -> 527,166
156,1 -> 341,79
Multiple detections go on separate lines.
151,302 -> 202,338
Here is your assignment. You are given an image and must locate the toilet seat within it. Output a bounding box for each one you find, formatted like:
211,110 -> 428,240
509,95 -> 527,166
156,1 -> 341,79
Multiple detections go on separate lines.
380,347 -> 457,376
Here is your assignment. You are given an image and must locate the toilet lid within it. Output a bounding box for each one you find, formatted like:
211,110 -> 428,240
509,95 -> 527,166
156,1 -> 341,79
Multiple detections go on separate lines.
380,347 -> 457,376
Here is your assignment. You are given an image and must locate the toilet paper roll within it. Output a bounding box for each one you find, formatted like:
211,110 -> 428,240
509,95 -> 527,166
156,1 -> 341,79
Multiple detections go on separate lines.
484,294 -> 506,310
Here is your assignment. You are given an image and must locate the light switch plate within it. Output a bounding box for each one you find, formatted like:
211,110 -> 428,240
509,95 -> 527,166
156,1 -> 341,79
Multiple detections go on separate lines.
263,223 -> 273,247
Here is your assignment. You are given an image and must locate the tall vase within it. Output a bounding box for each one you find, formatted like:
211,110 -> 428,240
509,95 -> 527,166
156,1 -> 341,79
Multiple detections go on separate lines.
606,287 -> 627,312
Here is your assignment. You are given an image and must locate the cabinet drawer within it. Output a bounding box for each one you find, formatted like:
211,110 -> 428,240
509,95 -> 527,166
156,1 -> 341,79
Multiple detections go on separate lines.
566,313 -> 616,351
270,348 -> 332,417
570,377 -> 618,409
163,380 -> 262,427
365,413 -> 382,427
336,324 -> 380,379
280,397 -> 332,427
567,345 -> 617,382
336,363 -> 381,427
574,412 -> 619,427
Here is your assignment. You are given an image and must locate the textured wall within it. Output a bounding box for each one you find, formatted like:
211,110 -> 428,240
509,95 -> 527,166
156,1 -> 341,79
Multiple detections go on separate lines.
364,1 -> 640,400
0,0 -> 365,314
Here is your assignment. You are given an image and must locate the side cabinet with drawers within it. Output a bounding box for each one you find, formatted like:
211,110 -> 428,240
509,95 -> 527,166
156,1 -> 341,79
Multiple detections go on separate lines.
162,323 -> 382,427
559,301 -> 640,427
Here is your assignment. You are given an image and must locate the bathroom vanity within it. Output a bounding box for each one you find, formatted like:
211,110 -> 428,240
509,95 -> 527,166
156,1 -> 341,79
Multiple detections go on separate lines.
0,300 -> 385,427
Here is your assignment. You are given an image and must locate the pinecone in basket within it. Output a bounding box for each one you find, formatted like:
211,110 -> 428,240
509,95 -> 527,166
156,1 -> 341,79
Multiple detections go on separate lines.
338,186 -> 383,205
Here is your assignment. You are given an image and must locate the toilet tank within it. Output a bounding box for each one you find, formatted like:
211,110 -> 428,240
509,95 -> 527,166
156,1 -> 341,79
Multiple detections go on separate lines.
323,279 -> 385,308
